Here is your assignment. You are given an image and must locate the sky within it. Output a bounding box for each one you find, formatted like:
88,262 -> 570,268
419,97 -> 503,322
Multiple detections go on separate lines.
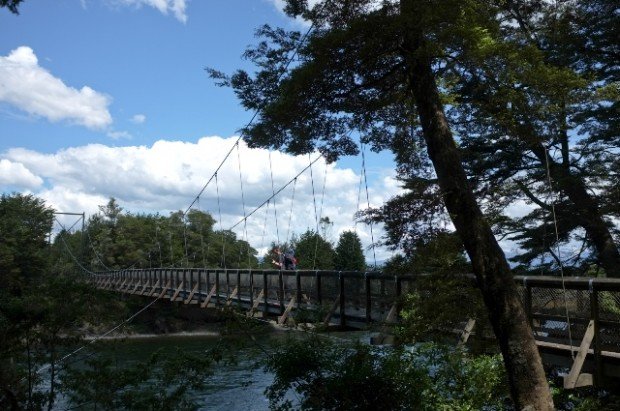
0,0 -> 406,263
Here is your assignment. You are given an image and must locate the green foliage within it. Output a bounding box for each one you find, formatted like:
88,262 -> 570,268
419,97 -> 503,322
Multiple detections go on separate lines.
0,193 -> 54,292
293,230 -> 335,270
334,230 -> 365,271
65,198 -> 258,270
62,346 -> 218,410
264,336 -> 508,410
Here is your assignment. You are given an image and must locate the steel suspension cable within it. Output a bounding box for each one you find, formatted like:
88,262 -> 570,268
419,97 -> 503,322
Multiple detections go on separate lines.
543,145 -> 574,358
285,178 -> 298,246
182,4 -> 325,218
236,142 -> 252,267
228,154 -> 324,231
268,151 -> 281,247
308,154 -> 322,269
215,172 -> 227,268
361,142 -> 377,269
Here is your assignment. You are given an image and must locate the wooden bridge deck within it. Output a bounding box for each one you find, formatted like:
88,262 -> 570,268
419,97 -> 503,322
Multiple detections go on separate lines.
91,268 -> 620,388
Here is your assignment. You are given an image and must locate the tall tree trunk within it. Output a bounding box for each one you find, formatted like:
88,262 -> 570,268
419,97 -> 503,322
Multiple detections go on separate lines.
401,3 -> 553,408
530,142 -> 620,277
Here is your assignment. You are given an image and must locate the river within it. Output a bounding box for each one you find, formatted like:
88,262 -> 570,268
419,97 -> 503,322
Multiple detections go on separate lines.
54,326 -> 368,410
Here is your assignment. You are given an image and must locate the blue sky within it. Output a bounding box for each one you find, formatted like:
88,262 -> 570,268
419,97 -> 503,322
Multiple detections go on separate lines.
0,0 -> 409,263
1,0 -> 297,152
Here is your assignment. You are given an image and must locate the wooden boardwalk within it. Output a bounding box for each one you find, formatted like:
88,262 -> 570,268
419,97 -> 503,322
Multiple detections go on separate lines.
91,268 -> 620,389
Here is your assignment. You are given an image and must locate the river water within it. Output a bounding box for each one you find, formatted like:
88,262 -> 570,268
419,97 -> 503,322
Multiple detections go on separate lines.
55,326 -> 370,410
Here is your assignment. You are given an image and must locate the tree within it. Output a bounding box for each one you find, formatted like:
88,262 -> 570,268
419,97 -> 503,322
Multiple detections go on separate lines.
294,229 -> 335,270
334,230 -> 365,271
0,193 -> 54,292
449,0 -> 620,276
210,1 -> 553,407
0,0 -> 24,14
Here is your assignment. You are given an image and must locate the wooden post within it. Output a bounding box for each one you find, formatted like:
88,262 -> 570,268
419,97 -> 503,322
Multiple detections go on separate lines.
249,270 -> 254,308
339,272 -> 346,328
316,271 -> 322,305
591,288 -> 602,385
278,270 -> 285,314
184,283 -> 199,304
248,289 -> 264,317
263,271 -> 269,314
365,273 -> 371,323
563,320 -> 595,389
296,271 -> 302,308
215,270 -> 220,308
278,296 -> 297,325
237,270 -> 242,308
200,284 -> 217,308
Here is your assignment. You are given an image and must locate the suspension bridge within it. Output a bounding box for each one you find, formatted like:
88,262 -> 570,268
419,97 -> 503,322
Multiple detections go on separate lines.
48,5 -> 620,394
88,267 -> 620,389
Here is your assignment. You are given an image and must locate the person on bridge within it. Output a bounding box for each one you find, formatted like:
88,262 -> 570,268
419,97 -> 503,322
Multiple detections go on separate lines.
284,249 -> 297,270
271,247 -> 297,270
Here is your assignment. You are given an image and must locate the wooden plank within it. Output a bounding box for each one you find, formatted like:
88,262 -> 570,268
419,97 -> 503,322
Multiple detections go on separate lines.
225,286 -> 239,307
200,284 -> 217,308
130,280 -> 142,294
384,302 -> 398,324
184,283 -> 199,305
458,318 -> 476,346
278,296 -> 297,325
120,279 -> 133,292
116,278 -> 127,290
169,281 -> 185,301
322,297 -> 340,326
156,280 -> 171,299
147,280 -> 161,297
247,289 -> 265,316
564,320 -> 595,389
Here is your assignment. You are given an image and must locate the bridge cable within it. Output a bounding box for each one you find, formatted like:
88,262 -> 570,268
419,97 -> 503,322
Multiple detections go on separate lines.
182,3 -> 324,219
215,172 -> 227,268
259,199 -> 271,261
543,145 -> 574,359
312,157 -> 328,270
236,142 -> 252,268
361,142 -> 378,269
308,153 -> 322,269
268,151 -> 282,248
53,217 -> 97,275
228,154 -> 324,232
85,226 -> 112,272
29,282 -> 170,383
285,177 -> 298,247
196,196 -> 209,269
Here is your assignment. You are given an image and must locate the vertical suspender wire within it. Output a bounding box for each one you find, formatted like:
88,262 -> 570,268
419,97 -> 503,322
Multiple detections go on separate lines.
182,207 -> 190,268
285,178 -> 298,247
543,145 -> 574,359
236,142 -> 252,268
313,157 -> 329,271
196,196 -> 208,269
268,151 -> 281,247
215,172 -> 227,269
260,199 -> 271,266
361,142 -> 377,269
355,154 -> 364,233
309,153 -> 321,269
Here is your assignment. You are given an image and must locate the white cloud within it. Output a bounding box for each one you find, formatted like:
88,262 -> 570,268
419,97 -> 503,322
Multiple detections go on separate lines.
1,136 -> 398,262
131,114 -> 146,124
0,159 -> 44,189
0,47 -> 112,129
107,130 -> 133,140
113,0 -> 188,23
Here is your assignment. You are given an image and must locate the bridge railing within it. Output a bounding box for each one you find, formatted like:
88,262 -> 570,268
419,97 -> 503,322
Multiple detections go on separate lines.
90,270 -> 620,346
